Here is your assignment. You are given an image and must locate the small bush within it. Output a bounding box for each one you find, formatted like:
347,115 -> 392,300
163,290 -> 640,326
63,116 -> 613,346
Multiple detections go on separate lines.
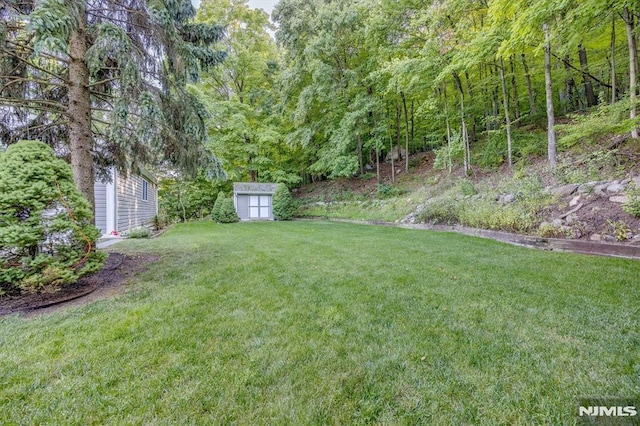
152,214 -> 169,231
623,183 -> 640,218
0,140 -> 105,294
272,183 -> 295,220
128,227 -> 151,239
458,179 -> 477,196
607,219 -> 631,241
217,197 -> 239,223
458,202 -> 534,234
538,223 -> 569,238
433,131 -> 464,171
359,172 -> 376,180
376,183 -> 406,198
211,191 -> 225,222
417,197 -> 461,225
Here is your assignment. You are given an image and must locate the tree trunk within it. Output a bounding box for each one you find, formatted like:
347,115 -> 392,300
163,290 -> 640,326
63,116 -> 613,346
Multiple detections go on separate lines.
443,84 -> 452,173
386,102 -> 395,182
401,92 -> 410,173
564,54 -> 578,112
395,100 -> 401,175
376,146 -> 380,183
68,19 -> 95,212
544,24 -> 557,168
357,133 -> 363,175
510,56 -> 520,120
522,53 -> 536,116
623,6 -> 639,139
499,56 -> 513,168
461,96 -> 470,174
611,15 -> 617,104
578,45 -> 598,107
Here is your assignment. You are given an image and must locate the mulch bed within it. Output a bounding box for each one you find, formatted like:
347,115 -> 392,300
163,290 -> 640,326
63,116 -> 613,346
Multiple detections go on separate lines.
0,253 -> 158,317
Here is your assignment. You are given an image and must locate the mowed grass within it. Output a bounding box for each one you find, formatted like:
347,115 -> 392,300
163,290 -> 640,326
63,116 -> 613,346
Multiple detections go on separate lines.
1,221 -> 639,424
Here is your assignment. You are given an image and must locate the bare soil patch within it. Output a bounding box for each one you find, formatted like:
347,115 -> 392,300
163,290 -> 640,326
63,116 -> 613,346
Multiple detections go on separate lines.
0,252 -> 158,317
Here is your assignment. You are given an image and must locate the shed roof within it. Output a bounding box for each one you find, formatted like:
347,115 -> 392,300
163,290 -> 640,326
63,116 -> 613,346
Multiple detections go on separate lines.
233,182 -> 278,194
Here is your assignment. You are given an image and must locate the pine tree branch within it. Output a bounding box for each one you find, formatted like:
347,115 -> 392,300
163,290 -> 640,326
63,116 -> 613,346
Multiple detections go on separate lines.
87,77 -> 121,88
0,97 -> 68,114
5,39 -> 70,64
1,48 -> 70,82
0,76 -> 67,91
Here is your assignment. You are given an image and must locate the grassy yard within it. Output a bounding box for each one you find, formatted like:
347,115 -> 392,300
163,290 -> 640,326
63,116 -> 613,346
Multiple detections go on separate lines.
1,221 -> 639,424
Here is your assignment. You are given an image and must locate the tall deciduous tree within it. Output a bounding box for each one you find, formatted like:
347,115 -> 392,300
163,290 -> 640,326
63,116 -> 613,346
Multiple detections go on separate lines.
1,0 -> 225,209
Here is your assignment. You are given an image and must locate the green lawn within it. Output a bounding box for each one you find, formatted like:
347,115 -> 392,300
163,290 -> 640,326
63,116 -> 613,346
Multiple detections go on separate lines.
1,221 -> 639,424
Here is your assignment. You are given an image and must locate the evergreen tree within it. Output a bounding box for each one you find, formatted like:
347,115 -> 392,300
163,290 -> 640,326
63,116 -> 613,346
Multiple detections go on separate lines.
0,140 -> 105,294
0,0 -> 225,209
211,190 -> 226,222
272,183 -> 295,221
217,197 -> 239,223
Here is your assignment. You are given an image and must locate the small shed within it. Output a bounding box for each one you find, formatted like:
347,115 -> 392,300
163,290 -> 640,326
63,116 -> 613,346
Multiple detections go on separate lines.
233,182 -> 278,221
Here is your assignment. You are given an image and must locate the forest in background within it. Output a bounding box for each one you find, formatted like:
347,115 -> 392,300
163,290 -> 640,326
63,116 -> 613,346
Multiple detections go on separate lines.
192,0 -> 640,192
3,0 -> 640,223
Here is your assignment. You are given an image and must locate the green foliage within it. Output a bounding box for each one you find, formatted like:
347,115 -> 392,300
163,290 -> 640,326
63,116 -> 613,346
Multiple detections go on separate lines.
127,227 -> 151,239
557,101 -> 640,149
433,132 -> 464,171
457,201 -> 534,234
217,197 -> 239,223
417,171 -> 550,234
152,214 -> 169,231
376,183 -> 406,198
360,172 -> 376,180
2,0 -> 225,180
475,130 -> 547,170
457,180 -> 477,196
538,222 -> 570,238
607,219 -> 631,241
417,197 -> 461,225
554,150 -> 619,184
211,191 -> 226,222
0,141 -> 105,294
272,183 -> 295,221
159,172 -> 225,222
623,183 -> 640,218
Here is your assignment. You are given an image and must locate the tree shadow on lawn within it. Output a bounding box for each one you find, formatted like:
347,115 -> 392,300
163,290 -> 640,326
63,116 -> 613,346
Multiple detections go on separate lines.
0,253 -> 158,317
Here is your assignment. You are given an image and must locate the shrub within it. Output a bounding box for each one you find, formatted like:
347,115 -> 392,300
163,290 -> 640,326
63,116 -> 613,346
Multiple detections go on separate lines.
217,197 -> 239,223
457,179 -> 477,196
272,183 -> 295,220
376,183 -> 406,198
152,214 -> 168,231
623,183 -> 640,218
0,140 -> 106,294
211,191 -> 225,222
417,197 -> 461,225
127,227 -> 151,238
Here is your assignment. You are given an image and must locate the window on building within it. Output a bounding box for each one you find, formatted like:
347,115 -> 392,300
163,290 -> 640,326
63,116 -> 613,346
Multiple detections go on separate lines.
248,195 -> 270,218
142,180 -> 148,201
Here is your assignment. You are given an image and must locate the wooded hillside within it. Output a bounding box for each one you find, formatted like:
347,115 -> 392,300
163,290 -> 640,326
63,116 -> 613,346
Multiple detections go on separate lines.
196,0 -> 640,185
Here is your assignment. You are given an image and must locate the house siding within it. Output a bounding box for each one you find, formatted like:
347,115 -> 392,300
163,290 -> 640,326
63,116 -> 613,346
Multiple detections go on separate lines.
116,173 -> 158,232
94,181 -> 108,234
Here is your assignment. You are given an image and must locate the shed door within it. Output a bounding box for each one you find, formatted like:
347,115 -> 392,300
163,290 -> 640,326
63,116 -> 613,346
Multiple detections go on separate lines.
249,195 -> 271,218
